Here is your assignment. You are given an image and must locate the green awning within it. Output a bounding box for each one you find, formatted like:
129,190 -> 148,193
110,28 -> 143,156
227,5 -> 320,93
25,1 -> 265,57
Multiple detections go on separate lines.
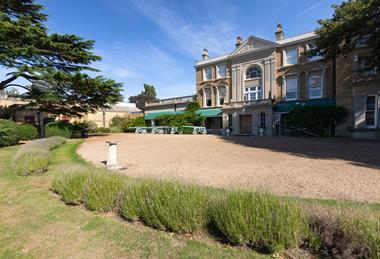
196,108 -> 222,117
274,99 -> 336,113
144,111 -> 185,120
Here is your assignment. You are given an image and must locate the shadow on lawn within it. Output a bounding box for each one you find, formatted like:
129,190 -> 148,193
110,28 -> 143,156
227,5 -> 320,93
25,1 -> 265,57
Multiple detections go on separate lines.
219,136 -> 380,169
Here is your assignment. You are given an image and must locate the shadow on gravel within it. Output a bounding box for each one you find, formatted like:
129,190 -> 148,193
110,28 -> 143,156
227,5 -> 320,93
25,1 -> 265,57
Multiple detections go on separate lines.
219,136 -> 380,169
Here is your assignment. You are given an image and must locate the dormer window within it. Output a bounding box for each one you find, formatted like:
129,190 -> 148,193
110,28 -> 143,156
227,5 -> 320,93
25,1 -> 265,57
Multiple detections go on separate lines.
245,66 -> 262,79
217,64 -> 227,78
283,48 -> 298,66
203,66 -> 212,81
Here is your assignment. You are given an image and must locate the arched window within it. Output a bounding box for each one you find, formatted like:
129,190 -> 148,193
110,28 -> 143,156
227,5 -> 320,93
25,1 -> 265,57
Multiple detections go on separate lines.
246,66 -> 262,79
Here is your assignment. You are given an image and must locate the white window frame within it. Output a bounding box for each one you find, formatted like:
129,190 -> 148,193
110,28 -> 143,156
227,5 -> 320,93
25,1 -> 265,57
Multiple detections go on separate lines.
216,64 -> 227,78
217,85 -> 226,106
283,47 -> 298,66
244,85 -> 262,101
365,95 -> 377,128
245,66 -> 262,80
284,74 -> 298,101
307,70 -> 324,99
203,66 -> 212,81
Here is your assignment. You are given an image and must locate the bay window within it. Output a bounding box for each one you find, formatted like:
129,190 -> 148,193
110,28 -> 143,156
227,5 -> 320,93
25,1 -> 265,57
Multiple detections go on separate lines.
308,71 -> 323,99
204,88 -> 212,107
284,75 -> 298,101
218,86 -> 226,105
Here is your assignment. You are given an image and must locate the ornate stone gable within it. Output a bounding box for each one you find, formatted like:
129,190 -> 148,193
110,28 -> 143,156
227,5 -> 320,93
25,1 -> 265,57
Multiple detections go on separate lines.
232,36 -> 276,57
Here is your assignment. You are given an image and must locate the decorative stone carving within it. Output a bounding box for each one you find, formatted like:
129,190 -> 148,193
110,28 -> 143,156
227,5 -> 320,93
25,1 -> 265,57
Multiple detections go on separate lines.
236,43 -> 255,55
233,37 -> 275,56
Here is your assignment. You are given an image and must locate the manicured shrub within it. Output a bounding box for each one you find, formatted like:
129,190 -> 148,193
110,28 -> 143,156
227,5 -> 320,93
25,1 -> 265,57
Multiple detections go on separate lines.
308,210 -> 380,258
122,117 -> 147,132
209,191 -> 308,253
53,168 -> 125,212
96,127 -> 111,134
72,121 -> 98,137
14,149 -> 50,176
0,119 -> 20,147
52,166 -> 91,205
109,127 -> 123,133
13,137 -> 66,176
110,116 -> 129,129
44,121 -> 73,138
121,180 -> 208,233
84,172 -> 125,212
287,106 -> 347,136
18,123 -> 38,140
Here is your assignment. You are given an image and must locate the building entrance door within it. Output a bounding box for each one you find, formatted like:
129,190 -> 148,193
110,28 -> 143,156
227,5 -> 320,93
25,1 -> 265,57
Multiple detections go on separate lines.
239,115 -> 252,134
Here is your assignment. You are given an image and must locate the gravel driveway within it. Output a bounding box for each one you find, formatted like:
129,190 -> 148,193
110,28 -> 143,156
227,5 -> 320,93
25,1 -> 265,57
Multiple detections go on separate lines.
78,134 -> 380,203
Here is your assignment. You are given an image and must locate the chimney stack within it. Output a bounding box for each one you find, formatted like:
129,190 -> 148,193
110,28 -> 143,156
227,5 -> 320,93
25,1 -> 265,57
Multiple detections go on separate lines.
275,24 -> 284,41
235,36 -> 243,48
202,48 -> 209,60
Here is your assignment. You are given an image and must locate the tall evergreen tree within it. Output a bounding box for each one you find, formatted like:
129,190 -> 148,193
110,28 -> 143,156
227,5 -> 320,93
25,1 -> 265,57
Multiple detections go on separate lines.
0,0 -> 123,117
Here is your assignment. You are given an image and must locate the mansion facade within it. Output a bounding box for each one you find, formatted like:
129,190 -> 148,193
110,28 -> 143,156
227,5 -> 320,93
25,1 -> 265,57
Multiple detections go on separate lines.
144,24 -> 380,138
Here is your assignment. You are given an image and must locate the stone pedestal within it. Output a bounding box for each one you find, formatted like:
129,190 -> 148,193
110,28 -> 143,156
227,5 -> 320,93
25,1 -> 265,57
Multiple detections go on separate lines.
105,141 -> 125,170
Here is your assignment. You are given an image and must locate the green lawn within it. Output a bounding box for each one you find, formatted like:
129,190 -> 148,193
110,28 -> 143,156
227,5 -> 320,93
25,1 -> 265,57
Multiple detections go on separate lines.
0,141 -> 265,258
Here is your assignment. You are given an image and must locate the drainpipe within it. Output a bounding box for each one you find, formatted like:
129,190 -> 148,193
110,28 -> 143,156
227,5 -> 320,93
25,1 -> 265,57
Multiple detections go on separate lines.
332,51 -> 336,99
332,50 -> 337,137
102,110 -> 106,128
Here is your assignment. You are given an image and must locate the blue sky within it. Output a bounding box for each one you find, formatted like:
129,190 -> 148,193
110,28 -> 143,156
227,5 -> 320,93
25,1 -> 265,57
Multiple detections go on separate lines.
34,0 -> 341,100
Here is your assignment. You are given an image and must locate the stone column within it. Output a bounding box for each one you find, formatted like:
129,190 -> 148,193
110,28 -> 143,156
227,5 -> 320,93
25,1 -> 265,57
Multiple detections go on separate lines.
105,141 -> 124,170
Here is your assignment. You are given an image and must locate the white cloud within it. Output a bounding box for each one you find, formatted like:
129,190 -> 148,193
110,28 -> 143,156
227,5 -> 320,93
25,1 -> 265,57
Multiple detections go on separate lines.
120,0 -> 236,58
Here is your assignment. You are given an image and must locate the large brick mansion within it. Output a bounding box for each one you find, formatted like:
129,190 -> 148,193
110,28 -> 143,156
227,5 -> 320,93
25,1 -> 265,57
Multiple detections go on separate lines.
144,24 -> 380,139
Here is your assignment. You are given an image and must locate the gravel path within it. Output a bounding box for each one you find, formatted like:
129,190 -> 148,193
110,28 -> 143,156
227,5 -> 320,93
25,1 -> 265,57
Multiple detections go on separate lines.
78,134 -> 380,203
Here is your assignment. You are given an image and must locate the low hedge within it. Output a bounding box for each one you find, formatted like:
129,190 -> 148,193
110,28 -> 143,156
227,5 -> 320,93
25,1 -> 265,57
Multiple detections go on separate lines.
52,166 -> 125,212
308,209 -> 380,258
0,119 -> 20,147
96,127 -> 111,134
18,123 -> 38,140
52,169 -> 380,257
210,191 -> 309,253
13,137 -> 66,176
121,180 -> 208,233
45,121 -> 73,138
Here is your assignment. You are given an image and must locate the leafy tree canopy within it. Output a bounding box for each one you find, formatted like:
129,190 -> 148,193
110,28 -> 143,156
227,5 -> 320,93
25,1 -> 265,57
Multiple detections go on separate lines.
129,83 -> 157,110
0,0 -> 123,117
315,0 -> 380,68
185,102 -> 201,113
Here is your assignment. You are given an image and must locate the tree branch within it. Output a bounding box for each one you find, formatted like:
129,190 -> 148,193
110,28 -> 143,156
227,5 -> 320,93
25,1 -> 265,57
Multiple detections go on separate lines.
5,84 -> 32,92
0,75 -> 18,90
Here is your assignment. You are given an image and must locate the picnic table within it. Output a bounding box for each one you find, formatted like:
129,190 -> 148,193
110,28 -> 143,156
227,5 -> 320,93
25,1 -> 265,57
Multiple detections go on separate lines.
129,126 -> 207,135
182,126 -> 207,135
